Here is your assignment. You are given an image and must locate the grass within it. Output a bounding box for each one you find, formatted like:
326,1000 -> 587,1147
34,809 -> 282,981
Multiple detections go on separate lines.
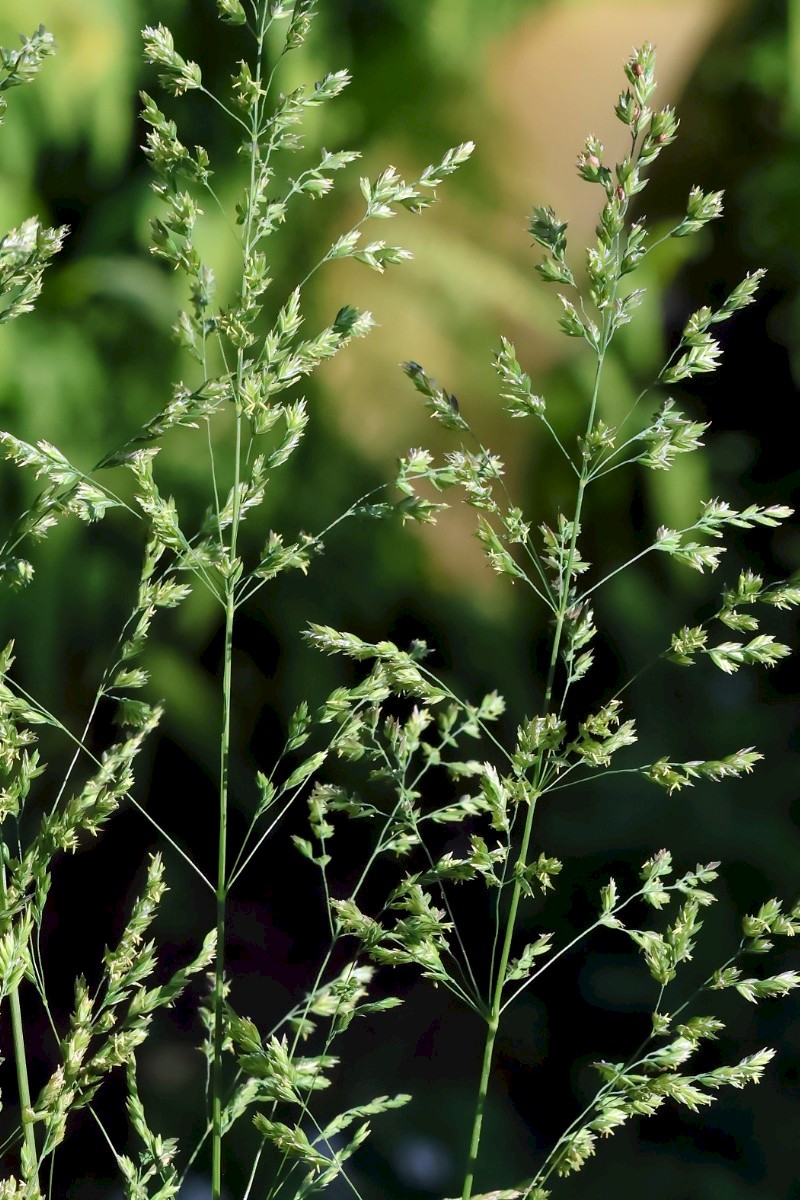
0,7 -> 797,1199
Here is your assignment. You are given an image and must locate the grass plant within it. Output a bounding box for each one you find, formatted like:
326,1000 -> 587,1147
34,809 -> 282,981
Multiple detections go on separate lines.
0,7 -> 796,1199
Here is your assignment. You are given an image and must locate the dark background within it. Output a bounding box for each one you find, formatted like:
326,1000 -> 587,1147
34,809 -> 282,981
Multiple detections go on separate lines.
0,0 -> 798,1196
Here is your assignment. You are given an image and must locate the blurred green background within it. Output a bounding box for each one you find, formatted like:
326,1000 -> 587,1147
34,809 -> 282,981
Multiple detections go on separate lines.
0,0 -> 798,1196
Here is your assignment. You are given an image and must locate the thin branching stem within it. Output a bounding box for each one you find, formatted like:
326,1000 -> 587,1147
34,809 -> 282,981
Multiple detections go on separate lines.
211,584 -> 235,1198
210,5 -> 269,1187
501,887 -> 649,1012
462,284 -> 612,1198
0,862 -> 37,1184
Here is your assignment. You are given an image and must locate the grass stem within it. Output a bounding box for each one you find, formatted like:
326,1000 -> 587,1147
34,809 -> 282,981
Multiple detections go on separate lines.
211,583 -> 235,1199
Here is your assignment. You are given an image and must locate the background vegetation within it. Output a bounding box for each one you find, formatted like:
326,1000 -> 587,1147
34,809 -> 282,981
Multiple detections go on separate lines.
0,1 -> 797,1196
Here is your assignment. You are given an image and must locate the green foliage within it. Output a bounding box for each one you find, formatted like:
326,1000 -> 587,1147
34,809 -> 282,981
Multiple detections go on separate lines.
329,37 -> 796,1200
0,3 -> 472,1196
0,15 -> 795,1200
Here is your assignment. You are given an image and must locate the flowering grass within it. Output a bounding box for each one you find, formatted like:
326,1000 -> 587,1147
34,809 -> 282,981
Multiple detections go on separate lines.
0,7 -> 797,1199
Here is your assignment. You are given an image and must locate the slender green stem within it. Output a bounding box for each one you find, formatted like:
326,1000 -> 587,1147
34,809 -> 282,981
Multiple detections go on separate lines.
201,85 -> 250,133
227,699 -> 372,888
501,888 -> 648,1013
0,864 -> 37,1183
210,7 -> 268,1189
242,1143 -> 264,1200
11,988 -> 36,1175
372,734 -> 483,1010
577,515 -> 703,604
211,584 -> 235,1200
462,791 -> 539,1200
8,678 -> 213,892
462,330 -> 609,1200
541,414 -> 580,477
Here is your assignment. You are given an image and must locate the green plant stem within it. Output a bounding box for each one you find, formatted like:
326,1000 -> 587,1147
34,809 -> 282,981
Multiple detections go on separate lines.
209,8 -> 267,1187
212,584 -> 235,1200
0,864 -> 37,1182
461,789 -> 539,1200
462,345 -> 607,1200
10,991 -> 36,1169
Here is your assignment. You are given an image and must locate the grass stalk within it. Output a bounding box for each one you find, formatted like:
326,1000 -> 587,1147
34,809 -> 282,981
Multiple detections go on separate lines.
10,991 -> 36,1175
1,22 -> 796,1200
461,341 -> 607,1199
0,862 -> 37,1184
461,789 -> 539,1200
212,583 -> 235,1199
